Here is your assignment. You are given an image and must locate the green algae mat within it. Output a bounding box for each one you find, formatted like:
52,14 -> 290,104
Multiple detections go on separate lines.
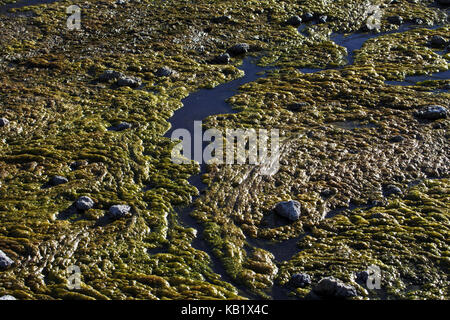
0,0 -> 448,300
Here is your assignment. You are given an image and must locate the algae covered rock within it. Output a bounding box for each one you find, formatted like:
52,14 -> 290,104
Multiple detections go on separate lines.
313,277 -> 358,298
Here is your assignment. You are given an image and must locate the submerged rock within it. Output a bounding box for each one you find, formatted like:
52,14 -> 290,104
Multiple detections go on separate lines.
286,15 -> 302,26
274,200 -> 301,221
0,118 -> 9,127
49,175 -> 68,186
156,66 -> 175,77
313,276 -> 358,298
0,295 -> 16,300
0,250 -> 14,270
108,204 -> 131,219
227,43 -> 250,56
414,105 -> 448,120
291,273 -> 312,287
75,196 -> 95,211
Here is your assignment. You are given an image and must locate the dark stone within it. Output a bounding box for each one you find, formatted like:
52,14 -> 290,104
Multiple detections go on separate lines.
75,196 -> 95,211
355,271 -> 369,284
156,66 -> 175,77
436,0 -> 450,5
0,250 -> 14,270
318,15 -> 328,23
213,53 -> 231,64
313,276 -> 358,298
227,43 -> 250,56
291,273 -> 312,287
49,175 -> 68,186
70,160 -> 88,170
212,15 -> 231,23
414,105 -> 448,120
320,189 -> 336,198
274,200 -> 301,221
109,122 -> 132,131
108,204 -> 131,219
389,135 -> 405,143
429,35 -> 447,48
303,12 -> 314,22
384,185 -> 402,196
0,118 -> 9,127
388,15 -> 403,25
287,102 -> 309,111
286,15 -> 302,26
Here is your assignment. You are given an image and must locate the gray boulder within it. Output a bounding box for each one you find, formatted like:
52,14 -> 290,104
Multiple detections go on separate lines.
0,295 -> 16,300
0,118 -> 9,127
227,43 -> 250,56
384,185 -> 402,196
117,76 -> 142,88
291,273 -> 312,287
415,105 -> 448,120
75,196 -> 95,211
274,200 -> 301,221
99,70 -> 124,82
49,175 -> 68,186
156,66 -> 175,77
313,276 -> 358,298
108,204 -> 131,219
0,250 -> 14,270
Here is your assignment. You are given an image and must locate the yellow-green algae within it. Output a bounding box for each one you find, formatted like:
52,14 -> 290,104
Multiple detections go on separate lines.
0,0 -> 448,299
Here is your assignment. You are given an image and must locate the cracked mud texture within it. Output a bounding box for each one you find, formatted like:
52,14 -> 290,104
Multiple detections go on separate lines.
0,0 -> 449,299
